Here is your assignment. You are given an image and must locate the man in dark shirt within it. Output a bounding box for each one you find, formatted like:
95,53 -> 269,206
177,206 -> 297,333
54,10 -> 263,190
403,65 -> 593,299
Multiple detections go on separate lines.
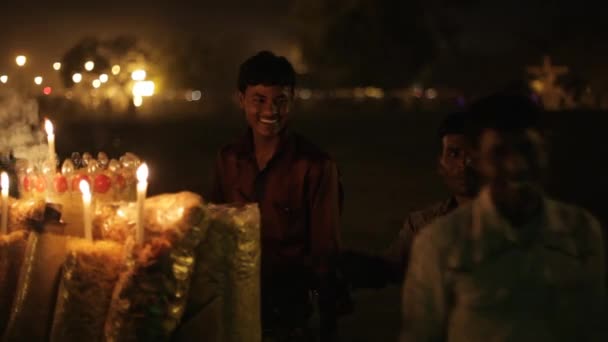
341,111 -> 479,288
210,51 -> 343,341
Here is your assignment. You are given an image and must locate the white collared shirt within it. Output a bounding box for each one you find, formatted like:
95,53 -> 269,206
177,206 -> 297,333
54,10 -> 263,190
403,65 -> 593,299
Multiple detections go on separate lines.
401,187 -> 605,342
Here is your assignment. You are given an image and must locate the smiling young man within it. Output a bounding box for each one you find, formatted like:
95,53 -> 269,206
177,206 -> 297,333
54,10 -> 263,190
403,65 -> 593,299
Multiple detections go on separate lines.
210,51 -> 342,341
401,94 -> 605,342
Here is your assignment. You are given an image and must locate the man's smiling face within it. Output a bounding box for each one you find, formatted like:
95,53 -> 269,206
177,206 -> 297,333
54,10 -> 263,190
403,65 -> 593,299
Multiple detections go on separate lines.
239,84 -> 293,138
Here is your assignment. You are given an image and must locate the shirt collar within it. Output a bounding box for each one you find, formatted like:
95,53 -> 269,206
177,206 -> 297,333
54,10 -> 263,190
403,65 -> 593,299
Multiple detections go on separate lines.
471,187 -> 583,261
472,186 -> 546,243
441,196 -> 459,214
234,128 -> 296,163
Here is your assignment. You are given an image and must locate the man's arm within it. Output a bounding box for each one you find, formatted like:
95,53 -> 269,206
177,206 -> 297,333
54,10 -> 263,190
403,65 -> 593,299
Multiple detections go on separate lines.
383,216 -> 416,283
401,225 -> 448,342
339,216 -> 416,291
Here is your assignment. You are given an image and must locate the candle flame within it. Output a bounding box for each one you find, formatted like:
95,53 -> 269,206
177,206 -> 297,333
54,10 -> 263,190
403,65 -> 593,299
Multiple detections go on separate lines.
79,179 -> 90,195
136,163 -> 148,183
44,119 -> 54,136
1,172 -> 8,191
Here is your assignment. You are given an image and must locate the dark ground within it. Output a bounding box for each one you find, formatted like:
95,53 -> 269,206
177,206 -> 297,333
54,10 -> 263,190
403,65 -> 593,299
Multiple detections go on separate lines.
50,102 -> 608,341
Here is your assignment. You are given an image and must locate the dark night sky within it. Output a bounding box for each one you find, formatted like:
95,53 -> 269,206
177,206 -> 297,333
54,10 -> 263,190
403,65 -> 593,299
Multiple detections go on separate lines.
0,1 -> 291,72
1,1 -> 607,89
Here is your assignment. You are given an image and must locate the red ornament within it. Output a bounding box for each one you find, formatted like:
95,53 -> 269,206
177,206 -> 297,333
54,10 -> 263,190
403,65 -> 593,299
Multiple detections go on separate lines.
72,174 -> 90,192
54,175 -> 68,193
23,176 -> 32,192
35,176 -> 47,192
94,174 -> 112,193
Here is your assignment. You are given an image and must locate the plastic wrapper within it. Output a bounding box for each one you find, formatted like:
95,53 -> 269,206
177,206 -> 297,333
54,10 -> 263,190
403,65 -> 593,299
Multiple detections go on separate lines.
3,229 -> 69,342
178,203 -> 261,342
0,197 -> 45,336
50,239 -> 126,342
102,192 -> 209,342
0,230 -> 29,335
4,197 -> 46,232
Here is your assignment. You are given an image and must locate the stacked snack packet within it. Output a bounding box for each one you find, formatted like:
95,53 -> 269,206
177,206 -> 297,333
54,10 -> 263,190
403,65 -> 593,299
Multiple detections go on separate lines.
3,223 -> 68,341
178,203 -> 261,342
50,239 -> 126,342
4,191 -> 208,341
0,197 -> 45,335
3,191 -> 262,341
96,191 -> 209,341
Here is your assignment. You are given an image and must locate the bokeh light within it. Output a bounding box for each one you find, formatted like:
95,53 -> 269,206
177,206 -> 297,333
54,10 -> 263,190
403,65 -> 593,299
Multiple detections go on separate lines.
192,90 -> 202,101
425,88 -> 438,100
15,55 -> 26,67
133,95 -> 143,107
298,88 -> 312,100
0,75 -> 7,84
53,62 -> 61,71
34,76 -> 43,85
92,79 -> 101,88
99,74 -> 109,83
43,86 -> 52,95
412,84 -> 423,98
111,65 -> 121,75
131,69 -> 146,81
364,87 -> 384,99
132,80 -> 155,97
84,61 -> 95,71
72,73 -> 82,83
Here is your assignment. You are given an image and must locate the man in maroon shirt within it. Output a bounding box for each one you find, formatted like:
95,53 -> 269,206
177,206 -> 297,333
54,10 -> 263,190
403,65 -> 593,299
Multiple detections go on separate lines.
210,51 -> 343,341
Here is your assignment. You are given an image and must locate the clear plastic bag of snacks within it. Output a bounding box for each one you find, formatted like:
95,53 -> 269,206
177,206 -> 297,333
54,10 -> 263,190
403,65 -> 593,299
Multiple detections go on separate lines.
50,239 -> 126,342
0,230 -> 29,335
3,230 -> 68,341
102,192 -> 209,342
0,197 -> 46,336
178,203 -> 261,342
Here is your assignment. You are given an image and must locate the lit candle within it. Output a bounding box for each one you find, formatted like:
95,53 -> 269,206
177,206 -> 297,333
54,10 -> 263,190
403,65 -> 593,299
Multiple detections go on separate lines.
44,119 -> 56,165
1,172 -> 8,235
79,180 -> 93,241
136,163 -> 148,245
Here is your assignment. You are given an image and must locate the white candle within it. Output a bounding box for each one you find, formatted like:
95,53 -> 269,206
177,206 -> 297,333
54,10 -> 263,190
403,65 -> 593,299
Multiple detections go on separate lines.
1,172 -> 8,235
79,179 -> 93,241
44,119 -> 56,165
136,163 -> 148,245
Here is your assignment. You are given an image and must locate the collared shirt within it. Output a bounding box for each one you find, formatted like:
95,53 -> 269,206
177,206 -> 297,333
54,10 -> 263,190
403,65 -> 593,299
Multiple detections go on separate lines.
402,188 -> 606,342
210,129 -> 342,283
383,198 -> 458,283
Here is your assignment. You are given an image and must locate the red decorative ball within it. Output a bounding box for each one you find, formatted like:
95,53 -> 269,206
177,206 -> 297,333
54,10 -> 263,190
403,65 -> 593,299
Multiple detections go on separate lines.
35,176 -> 47,193
54,175 -> 68,193
23,176 -> 32,192
94,174 -> 112,193
72,174 -> 91,192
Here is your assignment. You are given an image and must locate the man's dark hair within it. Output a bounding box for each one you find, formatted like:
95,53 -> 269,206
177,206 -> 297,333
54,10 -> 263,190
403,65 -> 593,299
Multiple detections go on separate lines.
237,51 -> 296,93
438,111 -> 471,139
467,94 -> 542,144
436,111 -> 473,152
